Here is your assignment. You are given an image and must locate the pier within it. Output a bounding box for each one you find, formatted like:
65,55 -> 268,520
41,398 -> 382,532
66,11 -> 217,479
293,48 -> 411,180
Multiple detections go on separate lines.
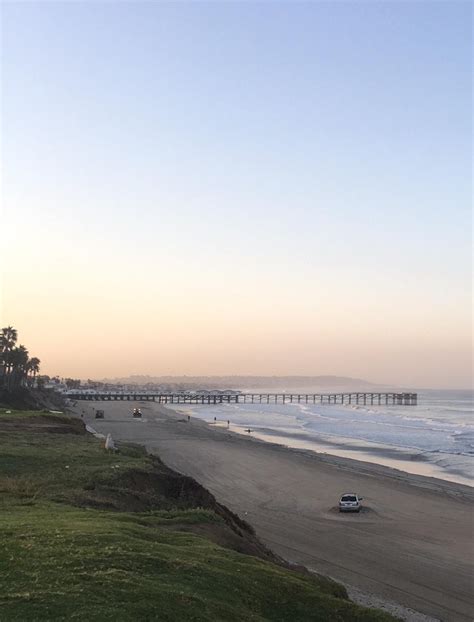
67,392 -> 417,406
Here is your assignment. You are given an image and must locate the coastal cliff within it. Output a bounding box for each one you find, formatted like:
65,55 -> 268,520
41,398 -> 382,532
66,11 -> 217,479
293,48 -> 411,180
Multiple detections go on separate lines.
0,409 -> 396,621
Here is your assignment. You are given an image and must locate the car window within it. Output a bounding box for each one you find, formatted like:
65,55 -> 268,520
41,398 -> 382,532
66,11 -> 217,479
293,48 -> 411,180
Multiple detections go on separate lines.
341,495 -> 357,502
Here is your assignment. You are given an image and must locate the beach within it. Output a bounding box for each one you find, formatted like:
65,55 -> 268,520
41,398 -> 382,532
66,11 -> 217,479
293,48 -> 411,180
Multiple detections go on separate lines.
171,391 -> 474,487
74,401 -> 474,622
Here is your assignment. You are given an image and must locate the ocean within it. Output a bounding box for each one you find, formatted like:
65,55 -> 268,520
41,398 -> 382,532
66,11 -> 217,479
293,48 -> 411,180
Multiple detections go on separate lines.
174,390 -> 474,486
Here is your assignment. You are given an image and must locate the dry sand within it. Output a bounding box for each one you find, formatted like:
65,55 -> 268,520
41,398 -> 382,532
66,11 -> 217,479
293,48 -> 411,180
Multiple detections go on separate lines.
73,401 -> 473,622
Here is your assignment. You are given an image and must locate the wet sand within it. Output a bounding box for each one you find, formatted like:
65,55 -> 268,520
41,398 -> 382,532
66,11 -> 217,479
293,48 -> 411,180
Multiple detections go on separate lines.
73,401 -> 474,622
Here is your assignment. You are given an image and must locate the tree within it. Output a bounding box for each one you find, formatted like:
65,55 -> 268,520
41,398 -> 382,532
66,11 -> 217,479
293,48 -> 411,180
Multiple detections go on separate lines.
64,378 -> 81,389
0,326 -> 18,351
0,327 -> 41,392
26,357 -> 41,387
7,345 -> 29,391
0,326 -> 18,382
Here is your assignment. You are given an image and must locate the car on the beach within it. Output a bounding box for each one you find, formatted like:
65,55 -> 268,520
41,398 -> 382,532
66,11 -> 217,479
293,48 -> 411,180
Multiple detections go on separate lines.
339,493 -> 362,513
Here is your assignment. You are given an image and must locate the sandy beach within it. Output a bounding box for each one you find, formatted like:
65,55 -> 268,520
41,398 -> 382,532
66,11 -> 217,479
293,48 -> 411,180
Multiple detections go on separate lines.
73,401 -> 474,622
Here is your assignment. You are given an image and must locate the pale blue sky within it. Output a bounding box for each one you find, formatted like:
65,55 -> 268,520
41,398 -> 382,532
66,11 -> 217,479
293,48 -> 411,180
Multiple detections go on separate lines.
2,1 -> 472,386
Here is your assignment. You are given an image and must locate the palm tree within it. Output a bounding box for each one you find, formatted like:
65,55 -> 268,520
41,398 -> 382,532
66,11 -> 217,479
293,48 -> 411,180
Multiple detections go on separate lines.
0,326 -> 18,351
7,345 -> 29,391
0,349 -> 10,388
0,327 -> 42,393
0,326 -> 18,385
26,357 -> 41,387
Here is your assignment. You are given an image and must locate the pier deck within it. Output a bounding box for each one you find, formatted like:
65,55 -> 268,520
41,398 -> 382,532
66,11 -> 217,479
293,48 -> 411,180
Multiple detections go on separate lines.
68,392 -> 417,406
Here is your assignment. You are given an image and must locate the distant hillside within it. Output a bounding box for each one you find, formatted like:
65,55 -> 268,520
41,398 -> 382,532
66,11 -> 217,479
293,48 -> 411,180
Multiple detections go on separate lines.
99,375 -> 378,390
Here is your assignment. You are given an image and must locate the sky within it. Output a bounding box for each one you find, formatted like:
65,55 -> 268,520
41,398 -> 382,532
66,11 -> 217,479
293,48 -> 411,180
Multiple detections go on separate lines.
1,1 -> 472,388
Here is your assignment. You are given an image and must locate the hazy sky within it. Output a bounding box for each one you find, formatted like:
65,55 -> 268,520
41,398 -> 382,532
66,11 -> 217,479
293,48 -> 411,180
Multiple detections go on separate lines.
1,1 -> 472,388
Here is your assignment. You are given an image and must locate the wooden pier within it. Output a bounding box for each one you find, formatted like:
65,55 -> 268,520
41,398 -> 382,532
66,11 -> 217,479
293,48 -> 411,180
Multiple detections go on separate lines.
68,392 -> 417,406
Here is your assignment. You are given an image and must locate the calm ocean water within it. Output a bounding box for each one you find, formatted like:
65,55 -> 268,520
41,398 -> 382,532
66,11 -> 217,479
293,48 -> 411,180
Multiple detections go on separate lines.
174,390 -> 474,486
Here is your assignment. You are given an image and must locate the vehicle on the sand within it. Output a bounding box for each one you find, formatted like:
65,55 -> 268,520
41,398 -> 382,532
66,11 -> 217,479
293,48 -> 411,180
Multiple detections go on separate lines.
132,408 -> 142,418
95,410 -> 105,419
339,493 -> 362,513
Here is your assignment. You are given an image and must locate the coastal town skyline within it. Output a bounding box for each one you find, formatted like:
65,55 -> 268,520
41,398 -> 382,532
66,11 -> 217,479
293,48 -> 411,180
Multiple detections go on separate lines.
2,2 -> 472,388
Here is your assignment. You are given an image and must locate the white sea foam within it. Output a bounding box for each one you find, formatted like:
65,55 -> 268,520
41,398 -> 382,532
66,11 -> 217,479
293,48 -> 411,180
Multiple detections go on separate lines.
173,390 -> 473,486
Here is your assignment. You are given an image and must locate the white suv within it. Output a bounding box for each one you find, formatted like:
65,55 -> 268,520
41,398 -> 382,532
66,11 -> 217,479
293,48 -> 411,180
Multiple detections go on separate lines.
339,493 -> 362,513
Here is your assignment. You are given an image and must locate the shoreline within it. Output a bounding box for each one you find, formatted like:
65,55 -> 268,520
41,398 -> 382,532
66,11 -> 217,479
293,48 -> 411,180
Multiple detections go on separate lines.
177,405 -> 473,498
224,425 -> 474,488
72,400 -> 474,622
171,404 -> 474,489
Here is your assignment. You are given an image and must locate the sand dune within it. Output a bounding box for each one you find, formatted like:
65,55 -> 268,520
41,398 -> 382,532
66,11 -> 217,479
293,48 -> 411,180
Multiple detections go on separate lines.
73,401 -> 474,622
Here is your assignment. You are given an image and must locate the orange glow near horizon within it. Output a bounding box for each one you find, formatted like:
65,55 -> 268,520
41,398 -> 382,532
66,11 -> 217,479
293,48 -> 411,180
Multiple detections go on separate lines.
2,254 -> 472,388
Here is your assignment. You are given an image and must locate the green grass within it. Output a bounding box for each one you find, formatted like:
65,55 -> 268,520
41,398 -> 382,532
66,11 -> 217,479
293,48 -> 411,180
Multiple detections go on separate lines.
0,410 -> 397,621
